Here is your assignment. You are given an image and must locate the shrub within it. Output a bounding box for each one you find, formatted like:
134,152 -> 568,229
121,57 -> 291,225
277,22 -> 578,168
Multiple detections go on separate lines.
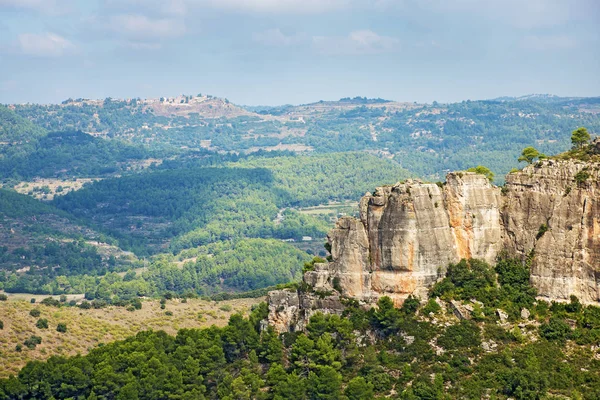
59,295 -> 67,303
92,299 -> 108,309
165,311 -> 173,316
30,309 -> 41,317
41,297 -> 61,307
536,224 -> 549,240
565,295 -> 582,314
0,320 -> 3,329
219,304 -> 233,312
15,344 -> 22,352
438,320 -> 481,350
574,170 -> 590,185
0,294 -> 7,301
56,323 -> 67,333
401,295 -> 420,315
540,317 -> 571,342
423,299 -> 442,315
130,298 -> 142,310
24,335 -> 42,349
466,165 -> 494,182
30,298 -> 36,304
36,318 -> 49,329
79,301 -> 91,309
302,256 -> 327,274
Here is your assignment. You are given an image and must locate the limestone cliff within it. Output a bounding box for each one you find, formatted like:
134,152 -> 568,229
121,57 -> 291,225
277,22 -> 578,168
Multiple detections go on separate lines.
503,159 -> 600,304
268,160 -> 600,332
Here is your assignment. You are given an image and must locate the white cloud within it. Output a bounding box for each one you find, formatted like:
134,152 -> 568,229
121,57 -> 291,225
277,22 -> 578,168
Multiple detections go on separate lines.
191,0 -> 349,14
0,0 -> 73,15
100,0 -> 187,17
521,35 -> 578,51
18,32 -> 75,57
107,14 -> 186,39
252,29 -> 305,46
313,30 -> 399,55
415,0 -> 596,29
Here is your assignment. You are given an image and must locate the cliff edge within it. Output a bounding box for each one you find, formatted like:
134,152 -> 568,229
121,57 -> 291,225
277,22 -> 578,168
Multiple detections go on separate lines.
268,160 -> 600,332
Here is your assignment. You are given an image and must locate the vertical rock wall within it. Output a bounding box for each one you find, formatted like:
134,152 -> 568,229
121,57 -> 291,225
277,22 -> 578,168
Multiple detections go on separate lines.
503,160 -> 600,303
315,173 -> 503,306
268,161 -> 600,332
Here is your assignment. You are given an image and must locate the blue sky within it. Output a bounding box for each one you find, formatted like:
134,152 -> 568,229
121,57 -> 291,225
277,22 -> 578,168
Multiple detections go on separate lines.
0,0 -> 599,105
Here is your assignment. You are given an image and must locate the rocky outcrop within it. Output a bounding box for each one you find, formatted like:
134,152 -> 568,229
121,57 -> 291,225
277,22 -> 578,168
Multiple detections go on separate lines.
268,160 -> 600,332
315,173 -> 503,306
267,289 -> 345,333
503,159 -> 600,304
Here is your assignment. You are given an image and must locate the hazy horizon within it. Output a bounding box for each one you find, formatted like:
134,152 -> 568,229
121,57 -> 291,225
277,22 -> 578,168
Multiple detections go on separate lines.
1,0 -> 599,105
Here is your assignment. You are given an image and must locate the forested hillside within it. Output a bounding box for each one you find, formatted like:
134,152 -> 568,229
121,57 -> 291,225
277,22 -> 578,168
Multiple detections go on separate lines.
2,258 -> 599,399
11,95 -> 600,181
1,94 -> 598,301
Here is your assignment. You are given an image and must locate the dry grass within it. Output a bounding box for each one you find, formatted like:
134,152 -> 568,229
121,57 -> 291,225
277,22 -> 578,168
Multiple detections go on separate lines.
13,178 -> 100,200
0,297 -> 263,378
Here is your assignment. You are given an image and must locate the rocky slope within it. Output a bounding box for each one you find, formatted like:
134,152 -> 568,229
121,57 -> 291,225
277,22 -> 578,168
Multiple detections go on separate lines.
268,160 -> 600,332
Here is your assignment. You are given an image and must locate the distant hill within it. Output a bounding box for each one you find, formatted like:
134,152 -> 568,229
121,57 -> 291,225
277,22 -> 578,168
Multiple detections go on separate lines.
11,94 -> 600,181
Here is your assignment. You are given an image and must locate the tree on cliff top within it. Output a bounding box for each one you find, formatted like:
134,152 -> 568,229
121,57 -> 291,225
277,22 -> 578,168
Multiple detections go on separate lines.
571,127 -> 591,149
518,147 -> 544,164
467,166 -> 494,182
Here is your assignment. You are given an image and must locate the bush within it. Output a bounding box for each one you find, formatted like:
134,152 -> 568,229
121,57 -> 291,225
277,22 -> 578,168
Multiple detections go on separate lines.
30,308 -> 41,317
536,224 -> 549,240
41,297 -> 61,307
36,318 -> 49,329
24,335 -> 42,349
130,298 -> 142,310
56,323 -> 67,333
0,320 -> 3,329
438,320 -> 481,350
423,299 -> 442,315
59,295 -> 67,303
165,311 -> 173,316
540,317 -> 571,342
15,344 -> 22,352
30,298 -> 36,304
0,294 -> 7,301
79,301 -> 91,309
565,295 -> 582,314
401,295 -> 420,315
219,304 -> 233,312
574,170 -> 590,185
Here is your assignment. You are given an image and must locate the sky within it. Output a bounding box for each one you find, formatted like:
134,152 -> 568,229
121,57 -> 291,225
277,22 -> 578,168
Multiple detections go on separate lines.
0,0 -> 599,105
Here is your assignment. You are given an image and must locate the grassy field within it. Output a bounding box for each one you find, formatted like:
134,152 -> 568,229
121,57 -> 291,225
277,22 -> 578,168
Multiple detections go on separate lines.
13,178 -> 100,201
0,297 -> 263,378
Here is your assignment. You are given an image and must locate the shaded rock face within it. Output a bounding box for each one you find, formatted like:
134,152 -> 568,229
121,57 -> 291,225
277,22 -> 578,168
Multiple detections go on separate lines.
503,160 -> 600,304
267,289 -> 344,333
268,161 -> 600,332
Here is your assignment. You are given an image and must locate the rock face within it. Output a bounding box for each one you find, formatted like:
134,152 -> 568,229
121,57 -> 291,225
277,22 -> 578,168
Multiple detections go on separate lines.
503,159 -> 600,304
268,160 -> 600,332
316,173 -> 504,306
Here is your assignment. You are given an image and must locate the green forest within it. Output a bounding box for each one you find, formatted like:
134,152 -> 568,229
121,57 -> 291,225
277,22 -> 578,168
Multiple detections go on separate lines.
2,258 -> 599,399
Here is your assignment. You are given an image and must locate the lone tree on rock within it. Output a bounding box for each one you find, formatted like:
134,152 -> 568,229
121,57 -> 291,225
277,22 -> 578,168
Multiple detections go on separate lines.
467,166 -> 494,182
518,147 -> 544,164
571,127 -> 591,149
